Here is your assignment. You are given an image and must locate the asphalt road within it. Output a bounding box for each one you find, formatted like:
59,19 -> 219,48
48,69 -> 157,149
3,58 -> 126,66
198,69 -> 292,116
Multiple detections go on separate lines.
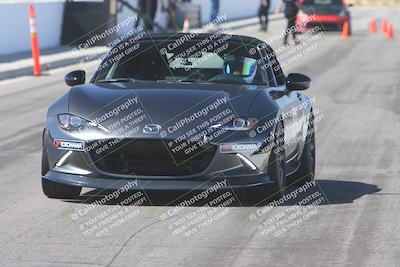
0,7 -> 399,267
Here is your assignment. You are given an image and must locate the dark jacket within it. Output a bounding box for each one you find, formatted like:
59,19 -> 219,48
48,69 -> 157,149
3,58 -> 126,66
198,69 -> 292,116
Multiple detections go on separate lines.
284,0 -> 299,17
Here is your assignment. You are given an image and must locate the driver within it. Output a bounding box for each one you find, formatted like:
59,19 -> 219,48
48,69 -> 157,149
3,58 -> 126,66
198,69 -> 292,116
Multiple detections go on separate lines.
223,55 -> 258,84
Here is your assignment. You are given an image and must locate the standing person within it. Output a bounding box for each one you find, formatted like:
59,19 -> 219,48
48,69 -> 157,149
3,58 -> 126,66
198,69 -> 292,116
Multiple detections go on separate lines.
258,0 -> 270,32
276,0 -> 300,45
162,0 -> 177,32
210,0 -> 220,22
138,0 -> 158,31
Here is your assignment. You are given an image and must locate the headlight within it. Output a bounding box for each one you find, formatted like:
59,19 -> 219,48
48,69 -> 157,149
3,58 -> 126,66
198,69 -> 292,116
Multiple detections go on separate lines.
218,117 -> 258,131
57,114 -> 108,132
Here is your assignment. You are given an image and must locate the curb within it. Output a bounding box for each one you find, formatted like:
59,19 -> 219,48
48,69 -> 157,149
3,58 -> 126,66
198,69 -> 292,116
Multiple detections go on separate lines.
0,49 -> 107,81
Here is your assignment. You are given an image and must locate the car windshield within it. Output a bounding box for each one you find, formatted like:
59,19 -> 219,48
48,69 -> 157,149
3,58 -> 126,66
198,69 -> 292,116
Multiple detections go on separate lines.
303,0 -> 342,6
94,39 -> 269,86
302,0 -> 343,14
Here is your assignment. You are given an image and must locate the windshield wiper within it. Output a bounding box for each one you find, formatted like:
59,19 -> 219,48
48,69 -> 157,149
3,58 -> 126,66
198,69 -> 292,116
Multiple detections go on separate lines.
97,78 -> 140,83
155,79 -> 205,84
178,79 -> 205,83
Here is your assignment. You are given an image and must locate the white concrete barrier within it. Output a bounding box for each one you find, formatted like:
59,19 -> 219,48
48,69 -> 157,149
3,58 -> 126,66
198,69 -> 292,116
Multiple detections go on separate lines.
117,0 -> 281,34
190,0 -> 280,23
0,0 -> 280,56
0,2 -> 64,55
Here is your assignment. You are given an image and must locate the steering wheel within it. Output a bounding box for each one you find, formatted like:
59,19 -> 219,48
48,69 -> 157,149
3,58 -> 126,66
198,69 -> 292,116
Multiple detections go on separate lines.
208,74 -> 246,84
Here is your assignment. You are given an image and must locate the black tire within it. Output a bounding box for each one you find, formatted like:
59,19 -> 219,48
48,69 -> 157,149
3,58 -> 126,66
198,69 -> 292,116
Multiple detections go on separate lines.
41,149 -> 81,199
41,146 -> 49,176
290,112 -> 316,185
269,122 -> 287,198
247,122 -> 287,204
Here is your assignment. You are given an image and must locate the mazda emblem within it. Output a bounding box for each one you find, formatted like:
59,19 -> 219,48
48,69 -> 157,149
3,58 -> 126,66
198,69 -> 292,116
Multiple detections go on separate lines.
143,124 -> 162,134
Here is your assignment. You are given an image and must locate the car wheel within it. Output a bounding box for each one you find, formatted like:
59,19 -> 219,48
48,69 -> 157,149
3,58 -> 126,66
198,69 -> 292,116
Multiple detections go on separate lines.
289,112 -> 316,185
41,145 -> 50,176
244,122 -> 287,204
41,150 -> 81,199
269,122 -> 287,198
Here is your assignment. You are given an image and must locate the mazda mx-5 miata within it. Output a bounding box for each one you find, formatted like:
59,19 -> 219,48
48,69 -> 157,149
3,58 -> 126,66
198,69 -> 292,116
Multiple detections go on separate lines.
42,33 -> 315,201
296,0 -> 352,33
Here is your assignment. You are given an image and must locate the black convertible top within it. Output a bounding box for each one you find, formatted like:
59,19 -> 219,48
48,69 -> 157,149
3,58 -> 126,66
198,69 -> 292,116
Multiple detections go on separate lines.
113,32 -> 273,53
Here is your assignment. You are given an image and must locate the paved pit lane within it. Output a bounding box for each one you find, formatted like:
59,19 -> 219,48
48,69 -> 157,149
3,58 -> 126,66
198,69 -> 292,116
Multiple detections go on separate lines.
0,7 -> 399,267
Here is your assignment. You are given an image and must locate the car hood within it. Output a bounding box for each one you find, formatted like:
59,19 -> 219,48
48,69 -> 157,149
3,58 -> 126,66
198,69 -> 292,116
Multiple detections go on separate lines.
68,82 -> 263,139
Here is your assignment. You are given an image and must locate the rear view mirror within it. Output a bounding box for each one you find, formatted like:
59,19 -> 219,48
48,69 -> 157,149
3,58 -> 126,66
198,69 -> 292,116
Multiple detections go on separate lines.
286,73 -> 311,91
65,70 -> 85,87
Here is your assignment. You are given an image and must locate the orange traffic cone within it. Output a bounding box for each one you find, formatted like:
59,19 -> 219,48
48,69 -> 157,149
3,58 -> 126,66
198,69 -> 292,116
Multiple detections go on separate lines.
342,21 -> 350,39
381,18 -> 387,33
386,23 -> 394,40
182,16 -> 190,32
29,4 -> 41,76
369,19 -> 376,33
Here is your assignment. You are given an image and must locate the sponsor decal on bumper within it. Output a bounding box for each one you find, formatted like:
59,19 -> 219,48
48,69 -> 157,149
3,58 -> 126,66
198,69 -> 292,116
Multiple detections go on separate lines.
220,143 -> 260,153
54,139 -> 85,151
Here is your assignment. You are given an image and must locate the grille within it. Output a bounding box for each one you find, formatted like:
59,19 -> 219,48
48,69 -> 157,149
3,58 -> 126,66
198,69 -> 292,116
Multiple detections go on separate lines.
88,139 -> 216,176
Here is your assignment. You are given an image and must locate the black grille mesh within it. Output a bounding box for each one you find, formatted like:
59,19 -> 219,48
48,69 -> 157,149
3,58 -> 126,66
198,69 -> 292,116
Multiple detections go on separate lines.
88,139 -> 216,176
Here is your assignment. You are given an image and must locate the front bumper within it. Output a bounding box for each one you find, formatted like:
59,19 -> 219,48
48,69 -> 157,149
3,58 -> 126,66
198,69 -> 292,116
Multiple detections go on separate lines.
43,128 -> 275,191
43,170 -> 274,191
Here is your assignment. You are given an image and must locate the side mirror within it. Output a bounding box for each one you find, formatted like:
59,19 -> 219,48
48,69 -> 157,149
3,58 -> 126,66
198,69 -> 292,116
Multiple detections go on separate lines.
65,70 -> 85,86
286,73 -> 311,91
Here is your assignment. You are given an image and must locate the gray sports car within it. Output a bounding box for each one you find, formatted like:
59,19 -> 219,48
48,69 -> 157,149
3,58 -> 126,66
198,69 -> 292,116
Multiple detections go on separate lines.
42,33 -> 315,201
